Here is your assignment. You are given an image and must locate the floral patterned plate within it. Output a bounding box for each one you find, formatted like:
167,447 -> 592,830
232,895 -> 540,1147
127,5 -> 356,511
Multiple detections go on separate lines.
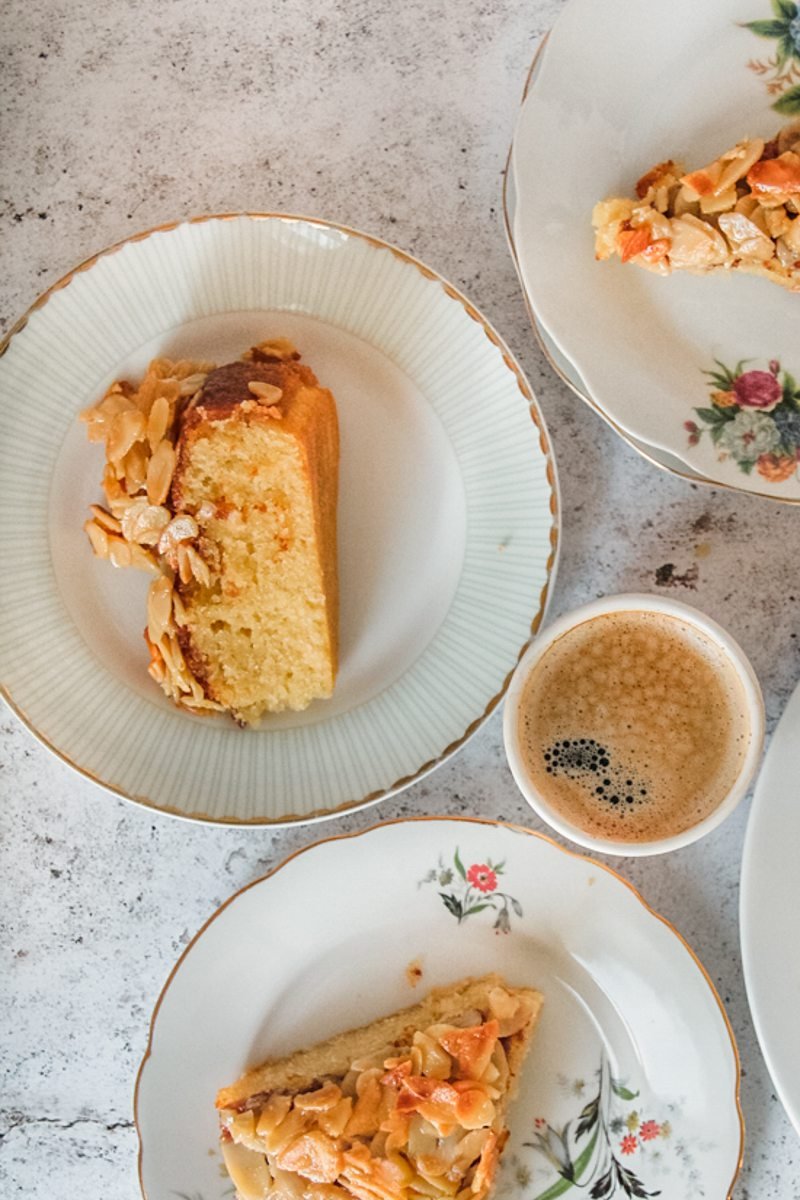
510,0 -> 800,500
135,817 -> 743,1200
504,131 -> 756,491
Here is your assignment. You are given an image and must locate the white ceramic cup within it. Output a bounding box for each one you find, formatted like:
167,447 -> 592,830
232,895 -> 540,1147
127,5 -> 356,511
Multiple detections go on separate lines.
503,593 -> 765,856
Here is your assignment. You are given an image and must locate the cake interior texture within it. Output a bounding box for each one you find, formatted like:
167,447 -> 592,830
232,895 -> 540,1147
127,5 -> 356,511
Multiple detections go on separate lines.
174,360 -> 338,723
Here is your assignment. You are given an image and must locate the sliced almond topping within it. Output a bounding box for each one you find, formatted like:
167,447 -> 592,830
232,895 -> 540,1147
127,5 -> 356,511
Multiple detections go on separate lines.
718,211 -> 776,262
179,372 -> 208,397
147,575 -> 174,643
273,1130 -> 342,1185
121,498 -> 172,546
88,505 -> 122,535
220,1140 -> 273,1200
84,519 -> 110,558
176,542 -> 193,585
100,389 -> 136,414
123,441 -> 150,495
146,440 -> 177,505
184,544 -> 211,587
102,464 -> 130,515
452,1081 -> 496,1130
128,544 -> 160,574
254,1094 -> 293,1137
146,394 -> 171,449
174,542 -> 211,588
171,588 -> 189,626
107,408 -> 147,465
764,206 -> 792,239
471,1129 -> 499,1195
317,1096 -> 353,1139
667,214 -> 729,269
783,216 -> 800,252
80,408 -> 113,443
345,1074 -> 384,1138
261,1107 -> 309,1157
437,1021 -> 498,1081
160,633 -> 197,695
145,631 -> 167,683
107,535 -> 133,569
245,337 -> 299,362
411,1032 -> 452,1081
158,512 -> 199,558
247,380 -> 284,404
195,500 -> 217,523
748,150 -> 800,198
294,1083 -> 343,1113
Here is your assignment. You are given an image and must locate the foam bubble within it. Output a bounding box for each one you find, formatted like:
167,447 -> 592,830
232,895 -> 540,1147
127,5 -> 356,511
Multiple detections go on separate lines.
517,610 -> 750,843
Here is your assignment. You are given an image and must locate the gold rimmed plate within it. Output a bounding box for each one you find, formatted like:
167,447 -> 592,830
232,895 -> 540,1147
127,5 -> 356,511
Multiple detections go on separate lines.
0,214 -> 558,823
135,816 -> 744,1199
507,3 -> 800,504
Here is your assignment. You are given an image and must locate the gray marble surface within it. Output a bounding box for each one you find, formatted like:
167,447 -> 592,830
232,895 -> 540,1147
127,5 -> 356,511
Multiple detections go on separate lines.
2,1 -> 799,1197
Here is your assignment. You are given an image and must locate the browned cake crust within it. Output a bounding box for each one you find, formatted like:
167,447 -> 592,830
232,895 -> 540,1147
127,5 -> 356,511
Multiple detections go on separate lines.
215,974 -> 542,1200
79,340 -> 338,720
216,973 -> 542,1111
170,358 -> 339,714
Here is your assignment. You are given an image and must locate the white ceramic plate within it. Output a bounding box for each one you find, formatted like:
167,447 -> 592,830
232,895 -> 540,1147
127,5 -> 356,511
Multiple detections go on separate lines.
0,214 -> 557,823
135,817 -> 743,1200
532,318 -> 713,483
741,679 -> 800,1135
511,0 -> 800,501
504,156 -> 713,486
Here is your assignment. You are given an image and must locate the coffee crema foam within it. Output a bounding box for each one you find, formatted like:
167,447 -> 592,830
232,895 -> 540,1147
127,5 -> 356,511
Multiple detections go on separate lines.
518,610 -> 751,843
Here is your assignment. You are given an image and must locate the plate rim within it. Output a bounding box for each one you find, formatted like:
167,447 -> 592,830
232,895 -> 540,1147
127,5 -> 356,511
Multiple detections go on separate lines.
0,210 -> 560,825
505,28 -> 800,507
740,680 -> 800,1136
132,813 -> 745,1199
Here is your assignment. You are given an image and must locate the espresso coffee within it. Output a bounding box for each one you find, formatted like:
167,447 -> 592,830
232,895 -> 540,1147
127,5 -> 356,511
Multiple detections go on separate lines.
517,609 -> 751,843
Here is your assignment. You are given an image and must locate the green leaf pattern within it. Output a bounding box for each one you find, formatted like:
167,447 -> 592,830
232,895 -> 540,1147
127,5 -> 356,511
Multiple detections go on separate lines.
521,1057 -> 670,1200
418,848 -> 522,931
773,83 -> 800,112
742,3 -> 800,112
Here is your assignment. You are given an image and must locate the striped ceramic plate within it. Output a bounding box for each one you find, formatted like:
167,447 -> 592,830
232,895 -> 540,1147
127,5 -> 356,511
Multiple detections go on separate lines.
0,214 -> 558,823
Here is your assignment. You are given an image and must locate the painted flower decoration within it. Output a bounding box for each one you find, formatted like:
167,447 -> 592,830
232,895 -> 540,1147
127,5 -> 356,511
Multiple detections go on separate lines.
466,863 -> 497,893
419,849 -> 522,930
717,409 -> 781,461
689,355 -> 800,480
774,406 -> 800,445
639,1119 -> 661,1142
744,1 -> 800,115
733,368 -> 782,410
524,1057 -> 667,1199
757,451 -> 797,480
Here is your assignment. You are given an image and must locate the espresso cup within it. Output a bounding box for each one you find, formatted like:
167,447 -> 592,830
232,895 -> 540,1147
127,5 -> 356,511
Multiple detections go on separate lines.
503,594 -> 764,856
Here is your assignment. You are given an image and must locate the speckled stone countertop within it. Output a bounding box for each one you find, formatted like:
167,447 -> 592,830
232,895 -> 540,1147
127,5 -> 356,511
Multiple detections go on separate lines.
2,1 -> 799,1197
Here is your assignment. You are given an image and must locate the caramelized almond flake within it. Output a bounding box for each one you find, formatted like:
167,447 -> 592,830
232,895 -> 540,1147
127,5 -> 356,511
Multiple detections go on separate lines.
88,504 -> 122,534
146,439 -> 177,505
146,394 -> 171,449
247,380 -> 284,404
437,1020 -> 499,1081
84,519 -> 109,558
